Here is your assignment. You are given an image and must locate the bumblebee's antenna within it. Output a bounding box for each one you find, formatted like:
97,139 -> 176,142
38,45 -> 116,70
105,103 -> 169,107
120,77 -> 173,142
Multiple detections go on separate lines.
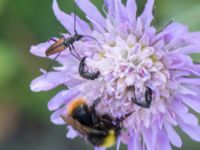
74,1 -> 77,35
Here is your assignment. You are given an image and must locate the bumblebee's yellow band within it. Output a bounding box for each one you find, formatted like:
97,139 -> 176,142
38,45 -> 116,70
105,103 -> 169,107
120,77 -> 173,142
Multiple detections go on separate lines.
100,130 -> 116,148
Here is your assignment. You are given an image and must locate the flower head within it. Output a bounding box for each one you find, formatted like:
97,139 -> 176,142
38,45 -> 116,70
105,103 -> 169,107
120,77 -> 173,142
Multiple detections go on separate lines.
30,0 -> 200,149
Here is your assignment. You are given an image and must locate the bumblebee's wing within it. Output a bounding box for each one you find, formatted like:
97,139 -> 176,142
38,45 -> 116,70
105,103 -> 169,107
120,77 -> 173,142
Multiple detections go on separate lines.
46,37 -> 66,56
61,115 -> 107,136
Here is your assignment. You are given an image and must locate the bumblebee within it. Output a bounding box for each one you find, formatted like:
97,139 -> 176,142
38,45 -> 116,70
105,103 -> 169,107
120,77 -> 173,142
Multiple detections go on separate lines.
61,98 -> 131,148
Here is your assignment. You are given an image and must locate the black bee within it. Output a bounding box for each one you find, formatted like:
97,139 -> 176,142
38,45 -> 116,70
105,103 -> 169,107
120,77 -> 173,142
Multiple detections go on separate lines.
45,2 -> 101,80
61,97 -> 131,148
79,57 -> 100,80
131,87 -> 153,108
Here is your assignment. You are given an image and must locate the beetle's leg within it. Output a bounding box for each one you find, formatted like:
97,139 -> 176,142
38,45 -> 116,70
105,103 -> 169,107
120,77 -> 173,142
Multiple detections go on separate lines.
70,44 -> 81,59
48,37 -> 57,42
46,52 -> 62,72
68,45 -> 81,60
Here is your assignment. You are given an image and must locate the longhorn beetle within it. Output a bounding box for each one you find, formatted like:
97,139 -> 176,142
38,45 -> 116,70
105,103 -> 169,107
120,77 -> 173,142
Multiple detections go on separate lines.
45,1 -> 101,80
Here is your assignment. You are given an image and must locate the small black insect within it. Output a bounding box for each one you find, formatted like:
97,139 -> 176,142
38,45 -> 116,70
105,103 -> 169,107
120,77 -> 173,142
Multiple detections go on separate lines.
62,97 -> 132,148
79,57 -> 100,80
131,87 -> 152,108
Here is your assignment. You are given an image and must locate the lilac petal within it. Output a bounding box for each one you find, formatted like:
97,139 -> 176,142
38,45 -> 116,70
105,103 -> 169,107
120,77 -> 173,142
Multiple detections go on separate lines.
166,54 -> 200,76
104,0 -> 109,8
53,0 -> 74,34
116,138 -> 121,150
66,126 -> 78,139
50,107 -> 66,125
135,18 -> 143,36
140,27 -> 156,46
166,109 -> 177,126
165,54 -> 186,69
179,78 -> 200,86
164,123 -> 182,148
171,97 -> 188,113
142,127 -> 156,150
182,112 -> 198,126
178,119 -> 200,142
30,40 -> 54,57
94,147 -> 105,150
114,0 -> 127,24
48,89 -> 79,111
128,134 -> 141,150
71,13 -> 92,35
139,0 -> 155,29
75,0 -> 106,32
183,32 -> 200,44
179,95 -> 200,113
126,0 -> 137,28
173,97 -> 198,126
155,22 -> 187,44
30,71 -> 70,92
172,44 -> 200,54
156,130 -> 172,150
53,0 -> 91,35
105,0 -> 114,17
120,132 -> 130,144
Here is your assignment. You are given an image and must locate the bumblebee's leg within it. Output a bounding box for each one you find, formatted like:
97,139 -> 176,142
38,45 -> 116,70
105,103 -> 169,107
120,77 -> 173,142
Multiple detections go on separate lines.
131,87 -> 152,108
87,131 -> 107,146
90,98 -> 101,124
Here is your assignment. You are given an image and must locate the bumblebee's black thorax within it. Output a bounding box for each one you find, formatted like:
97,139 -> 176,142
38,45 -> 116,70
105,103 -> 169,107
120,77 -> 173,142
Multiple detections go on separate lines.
71,104 -> 93,127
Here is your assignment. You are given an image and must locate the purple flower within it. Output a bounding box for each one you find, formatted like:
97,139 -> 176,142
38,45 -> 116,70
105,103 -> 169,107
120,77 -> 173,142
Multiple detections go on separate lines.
30,0 -> 200,149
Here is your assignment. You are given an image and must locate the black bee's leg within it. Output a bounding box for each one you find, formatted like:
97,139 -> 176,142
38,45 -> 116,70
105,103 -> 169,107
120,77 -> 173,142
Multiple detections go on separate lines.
90,98 -> 101,124
79,57 -> 100,80
131,87 -> 152,108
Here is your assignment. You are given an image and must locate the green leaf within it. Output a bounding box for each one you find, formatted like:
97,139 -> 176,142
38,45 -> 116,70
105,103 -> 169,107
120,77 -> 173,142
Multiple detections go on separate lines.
191,54 -> 200,64
0,42 -> 20,86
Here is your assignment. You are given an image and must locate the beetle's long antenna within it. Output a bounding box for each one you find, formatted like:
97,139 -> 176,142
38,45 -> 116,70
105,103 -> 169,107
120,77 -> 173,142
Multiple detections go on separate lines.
74,1 -> 77,35
82,35 -> 102,49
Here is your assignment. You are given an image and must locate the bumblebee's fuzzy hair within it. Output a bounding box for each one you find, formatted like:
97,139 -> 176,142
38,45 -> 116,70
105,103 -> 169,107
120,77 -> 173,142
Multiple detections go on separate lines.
67,98 -> 86,115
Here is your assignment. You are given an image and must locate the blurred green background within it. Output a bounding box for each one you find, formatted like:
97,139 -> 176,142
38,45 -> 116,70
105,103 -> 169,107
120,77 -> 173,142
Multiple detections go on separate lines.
0,0 -> 200,150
